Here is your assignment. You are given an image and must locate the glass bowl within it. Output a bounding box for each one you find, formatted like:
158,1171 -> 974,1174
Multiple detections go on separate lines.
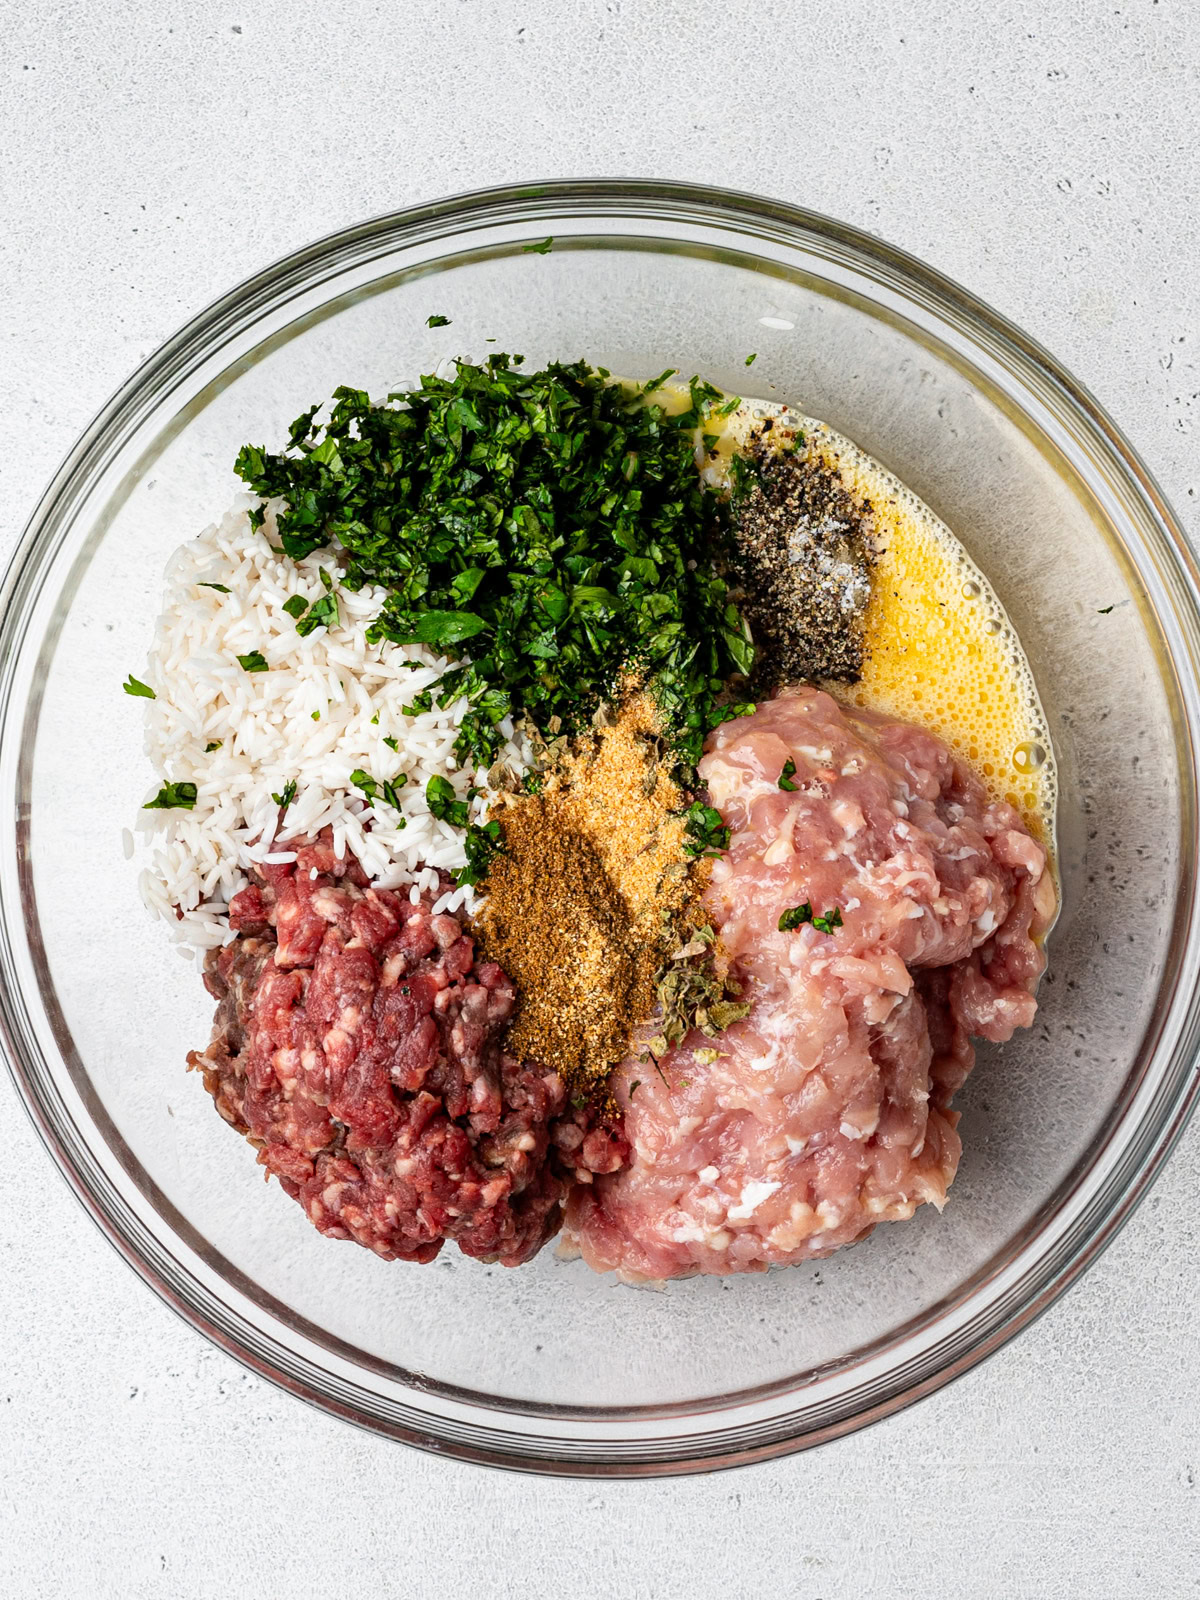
2,181 -> 1198,1477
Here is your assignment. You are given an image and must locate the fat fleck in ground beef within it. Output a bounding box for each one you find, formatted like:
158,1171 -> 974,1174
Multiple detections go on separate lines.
188,832 -> 628,1266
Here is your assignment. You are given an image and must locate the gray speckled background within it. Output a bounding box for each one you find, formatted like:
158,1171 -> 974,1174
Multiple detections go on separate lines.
2,2 -> 1198,1595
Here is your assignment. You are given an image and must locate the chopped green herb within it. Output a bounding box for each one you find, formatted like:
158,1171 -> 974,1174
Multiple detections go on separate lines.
1097,604 -> 1115,614
455,818 -> 504,886
383,735 -> 399,751
402,691 -> 433,716
628,1079 -> 642,1097
744,353 -> 757,366
205,741 -> 222,752
144,781 -> 198,810
282,594 -> 308,619
778,758 -> 798,791
122,674 -> 155,699
778,902 -> 813,932
380,779 -> 408,813
198,581 -> 231,593
426,774 -> 470,827
349,768 -> 378,800
310,710 -> 320,721
681,801 -> 730,859
272,779 -> 297,808
296,592 -> 338,636
522,771 -> 543,795
523,237 -> 554,254
236,650 -> 269,673
779,902 -> 843,934
234,357 -> 753,777
710,700 -> 755,728
642,367 -> 678,393
426,314 -> 451,328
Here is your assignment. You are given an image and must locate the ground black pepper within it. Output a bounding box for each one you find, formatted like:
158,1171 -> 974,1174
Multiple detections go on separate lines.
730,431 -> 876,691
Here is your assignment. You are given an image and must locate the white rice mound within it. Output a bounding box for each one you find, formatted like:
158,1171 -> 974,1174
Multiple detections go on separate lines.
135,499 -> 529,955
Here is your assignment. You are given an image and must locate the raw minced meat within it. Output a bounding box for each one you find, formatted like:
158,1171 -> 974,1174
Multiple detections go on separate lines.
565,687 -> 1056,1281
189,832 -> 628,1267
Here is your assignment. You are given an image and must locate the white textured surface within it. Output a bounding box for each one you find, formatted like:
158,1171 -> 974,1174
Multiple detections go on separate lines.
2,1 -> 1199,1595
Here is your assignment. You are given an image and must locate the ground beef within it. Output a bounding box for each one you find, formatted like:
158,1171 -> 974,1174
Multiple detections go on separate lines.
188,832 -> 629,1267
565,687 -> 1056,1280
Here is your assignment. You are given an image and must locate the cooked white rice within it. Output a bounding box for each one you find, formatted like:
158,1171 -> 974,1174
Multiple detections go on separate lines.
135,499 -> 528,952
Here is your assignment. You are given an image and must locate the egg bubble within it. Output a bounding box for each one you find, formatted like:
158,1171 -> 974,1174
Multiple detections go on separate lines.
1013,741 -> 1047,774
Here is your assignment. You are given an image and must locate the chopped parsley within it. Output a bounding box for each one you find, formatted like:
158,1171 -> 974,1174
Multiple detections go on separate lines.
198,581 -> 231,593
456,818 -> 504,886
205,741 -> 222,752
234,356 -> 753,776
426,774 -> 470,827
296,592 -> 338,636
236,650 -> 269,672
778,903 -> 812,932
144,781 -> 198,810
628,1079 -> 641,1097
380,779 -> 407,811
744,353 -> 757,366
383,735 -> 399,751
523,237 -> 554,254
271,779 -> 297,809
1097,604 -> 1115,614
426,314 -> 451,328
122,674 -> 155,699
710,700 -> 756,727
283,590 -> 338,635
778,758 -> 798,791
778,902 -> 843,934
681,801 -> 730,858
344,770 -> 405,819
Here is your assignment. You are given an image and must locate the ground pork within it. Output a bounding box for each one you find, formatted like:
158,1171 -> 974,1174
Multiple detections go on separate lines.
565,687 -> 1056,1280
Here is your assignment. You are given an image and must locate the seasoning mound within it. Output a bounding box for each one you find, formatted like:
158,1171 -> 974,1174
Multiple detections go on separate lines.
730,430 -> 877,690
474,694 -> 720,1099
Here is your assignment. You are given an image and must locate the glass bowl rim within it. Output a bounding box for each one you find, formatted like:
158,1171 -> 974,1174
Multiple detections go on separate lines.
3,177 -> 1200,1477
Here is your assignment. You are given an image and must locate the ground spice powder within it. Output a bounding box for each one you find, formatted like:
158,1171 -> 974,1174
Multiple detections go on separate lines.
473,695 -> 705,1097
731,431 -> 876,690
